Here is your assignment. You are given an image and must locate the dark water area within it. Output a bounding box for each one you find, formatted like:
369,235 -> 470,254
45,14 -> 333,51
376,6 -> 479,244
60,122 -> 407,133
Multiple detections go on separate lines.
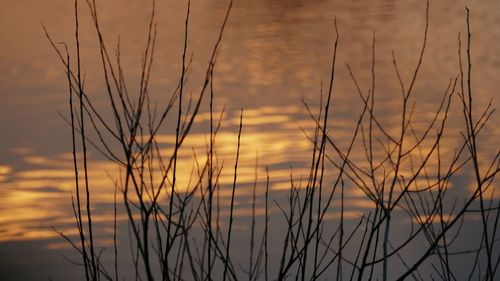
0,0 -> 499,280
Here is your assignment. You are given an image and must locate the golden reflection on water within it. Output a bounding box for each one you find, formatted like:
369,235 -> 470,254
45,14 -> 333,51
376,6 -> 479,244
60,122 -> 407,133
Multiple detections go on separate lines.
2,98 -> 496,244
0,103 -> 349,242
0,109 -> 310,242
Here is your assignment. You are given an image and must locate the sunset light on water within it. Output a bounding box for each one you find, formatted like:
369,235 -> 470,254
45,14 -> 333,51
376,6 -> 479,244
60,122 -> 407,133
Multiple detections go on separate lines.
1,0 -> 499,280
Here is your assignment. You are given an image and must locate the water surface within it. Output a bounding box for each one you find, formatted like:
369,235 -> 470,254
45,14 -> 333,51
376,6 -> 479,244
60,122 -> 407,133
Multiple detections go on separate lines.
0,0 -> 499,280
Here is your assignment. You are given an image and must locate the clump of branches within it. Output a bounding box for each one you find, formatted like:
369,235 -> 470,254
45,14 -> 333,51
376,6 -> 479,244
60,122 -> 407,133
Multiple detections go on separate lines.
45,0 -> 498,280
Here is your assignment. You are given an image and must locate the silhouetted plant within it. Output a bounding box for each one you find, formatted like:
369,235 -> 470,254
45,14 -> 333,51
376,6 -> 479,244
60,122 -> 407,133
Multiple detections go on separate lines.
45,0 -> 499,280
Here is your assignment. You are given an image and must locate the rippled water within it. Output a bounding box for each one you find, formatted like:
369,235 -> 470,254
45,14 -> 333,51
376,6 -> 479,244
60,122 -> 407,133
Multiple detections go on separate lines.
1,0 -> 499,280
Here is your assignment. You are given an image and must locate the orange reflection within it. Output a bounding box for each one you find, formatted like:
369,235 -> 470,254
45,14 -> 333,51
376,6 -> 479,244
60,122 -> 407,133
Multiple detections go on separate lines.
0,99 -> 497,245
0,165 -> 11,182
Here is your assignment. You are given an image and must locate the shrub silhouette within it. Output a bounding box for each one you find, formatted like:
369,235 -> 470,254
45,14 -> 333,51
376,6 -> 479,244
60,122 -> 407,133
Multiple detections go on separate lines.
45,0 -> 499,280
